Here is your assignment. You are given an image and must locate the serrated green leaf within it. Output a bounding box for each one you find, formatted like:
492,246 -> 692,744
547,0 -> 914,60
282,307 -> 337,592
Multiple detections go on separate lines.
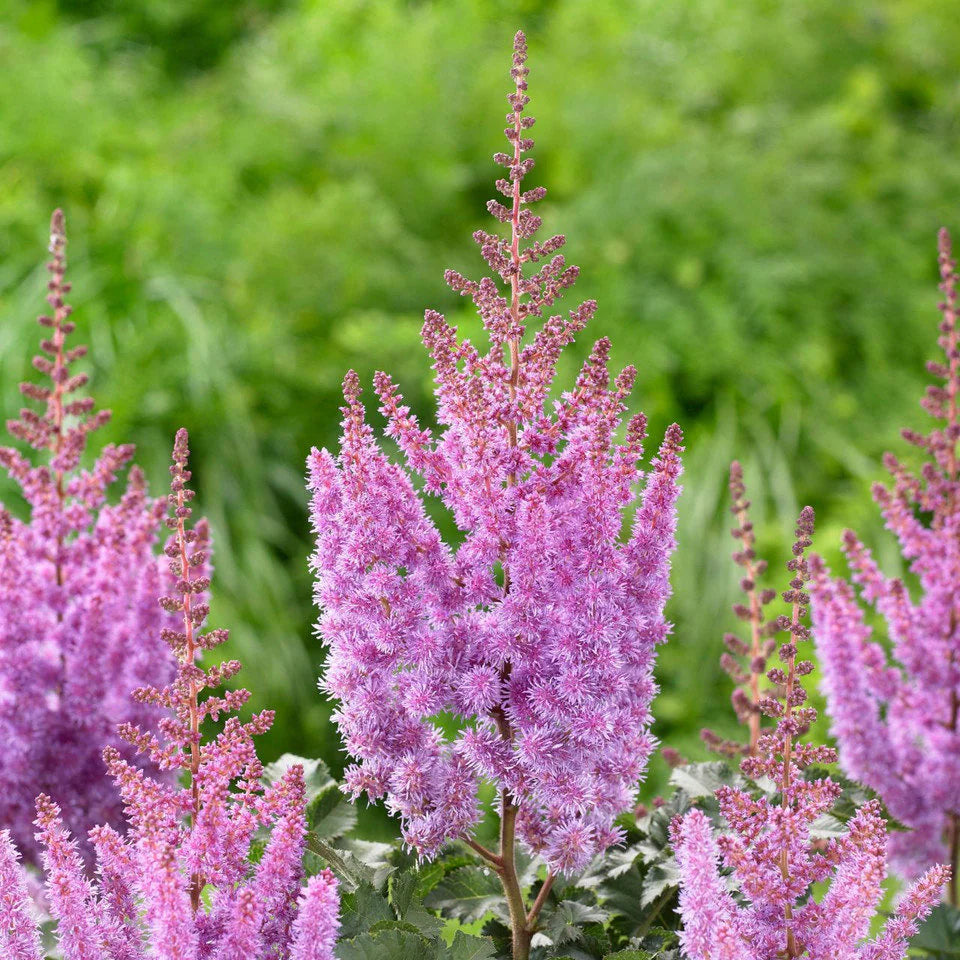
636,792 -> 692,858
603,951 -> 652,960
308,783 -> 358,839
262,753 -> 334,802
480,917 -> 512,956
306,836 -> 378,889
368,919 -> 424,935
668,760 -> 740,799
426,866 -> 507,924
341,838 -> 397,882
599,865 -> 646,922
808,812 -> 847,838
335,929 -> 442,960
639,861 -> 678,908
389,870 -> 418,917
803,767 -> 910,832
540,900 -> 608,947
386,868 -> 445,938
338,882 -> 394,939
415,859 -> 447,898
445,930 -> 498,960
601,865 -> 676,942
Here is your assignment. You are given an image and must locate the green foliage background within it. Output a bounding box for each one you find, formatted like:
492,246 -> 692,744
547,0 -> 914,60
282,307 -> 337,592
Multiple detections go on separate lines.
2,0 -> 959,838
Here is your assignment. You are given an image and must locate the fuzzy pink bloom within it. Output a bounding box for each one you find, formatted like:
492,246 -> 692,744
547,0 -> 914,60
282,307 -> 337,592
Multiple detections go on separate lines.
674,509 -> 949,959
0,210 -> 178,863
291,871 -> 341,960
2,431 -> 338,959
671,810 -> 756,960
811,229 -> 960,887
0,831 -> 42,960
308,31 -> 683,871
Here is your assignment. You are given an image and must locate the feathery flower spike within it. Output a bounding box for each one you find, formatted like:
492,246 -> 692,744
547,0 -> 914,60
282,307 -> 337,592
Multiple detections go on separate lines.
2,430 -> 339,958
673,507 -> 949,960
309,29 -> 682,960
0,210 -> 179,863
811,228 -> 960,896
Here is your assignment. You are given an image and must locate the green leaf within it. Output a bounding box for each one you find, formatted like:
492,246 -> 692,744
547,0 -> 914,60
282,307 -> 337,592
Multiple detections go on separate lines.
445,931 -> 498,960
603,951 -> 652,960
306,836 -> 378,889
389,870 -> 418,917
601,865 -> 677,942
540,900 -> 609,947
262,753 -> 334,803
425,866 -> 507,924
668,761 -> 740,799
338,882 -> 394,940
639,862 -> 678,908
911,902 -> 960,957
308,783 -> 358,839
336,929 -> 442,960
414,859 -> 447,898
599,866 -> 646,924
307,835 -> 397,890
480,917 -> 512,957
368,919 -> 425,935
388,869 -> 445,938
341,838 -> 397,884
808,812 -> 847,839
636,792 -> 692,860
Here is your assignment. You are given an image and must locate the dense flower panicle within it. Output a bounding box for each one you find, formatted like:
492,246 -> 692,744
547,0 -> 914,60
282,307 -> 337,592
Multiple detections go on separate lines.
810,229 -> 960,890
702,463 -> 780,759
290,871 -> 341,960
673,508 -> 949,960
309,31 -> 683,872
0,430 -> 339,959
0,210 -> 179,862
0,831 -> 43,960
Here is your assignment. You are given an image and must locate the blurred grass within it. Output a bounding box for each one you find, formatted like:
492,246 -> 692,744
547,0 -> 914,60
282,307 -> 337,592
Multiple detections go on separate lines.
1,0 -> 959,834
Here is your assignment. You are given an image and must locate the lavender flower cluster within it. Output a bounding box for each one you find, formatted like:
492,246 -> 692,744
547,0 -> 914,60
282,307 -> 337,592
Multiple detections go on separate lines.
0,211 -> 179,863
0,430 -> 340,959
0,26 -> 958,960
811,228 -> 960,888
308,30 -> 683,875
673,506 -> 947,960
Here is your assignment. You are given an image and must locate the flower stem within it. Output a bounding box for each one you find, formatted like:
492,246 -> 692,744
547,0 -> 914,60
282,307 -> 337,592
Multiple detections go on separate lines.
498,796 -> 532,960
174,467 -> 203,911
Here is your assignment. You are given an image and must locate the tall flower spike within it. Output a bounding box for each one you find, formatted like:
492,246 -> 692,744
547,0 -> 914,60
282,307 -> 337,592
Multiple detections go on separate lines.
702,462 -> 780,757
673,506 -> 949,960
0,831 -> 42,960
0,210 -> 178,863
2,430 -> 339,959
309,30 -> 682,960
811,228 -> 960,897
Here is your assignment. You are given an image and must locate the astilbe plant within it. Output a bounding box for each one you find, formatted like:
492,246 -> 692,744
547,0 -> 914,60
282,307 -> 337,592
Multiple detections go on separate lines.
701,462 -> 780,758
307,30 -> 682,960
0,430 -> 340,960
810,229 -> 960,898
0,210 -> 179,863
672,507 -> 949,960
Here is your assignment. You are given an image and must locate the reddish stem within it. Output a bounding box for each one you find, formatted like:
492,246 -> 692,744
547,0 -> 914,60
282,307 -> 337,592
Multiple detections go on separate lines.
175,480 -> 203,910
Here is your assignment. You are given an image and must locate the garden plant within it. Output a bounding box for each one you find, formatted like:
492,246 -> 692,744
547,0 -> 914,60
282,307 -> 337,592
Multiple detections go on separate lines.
0,22 -> 958,960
